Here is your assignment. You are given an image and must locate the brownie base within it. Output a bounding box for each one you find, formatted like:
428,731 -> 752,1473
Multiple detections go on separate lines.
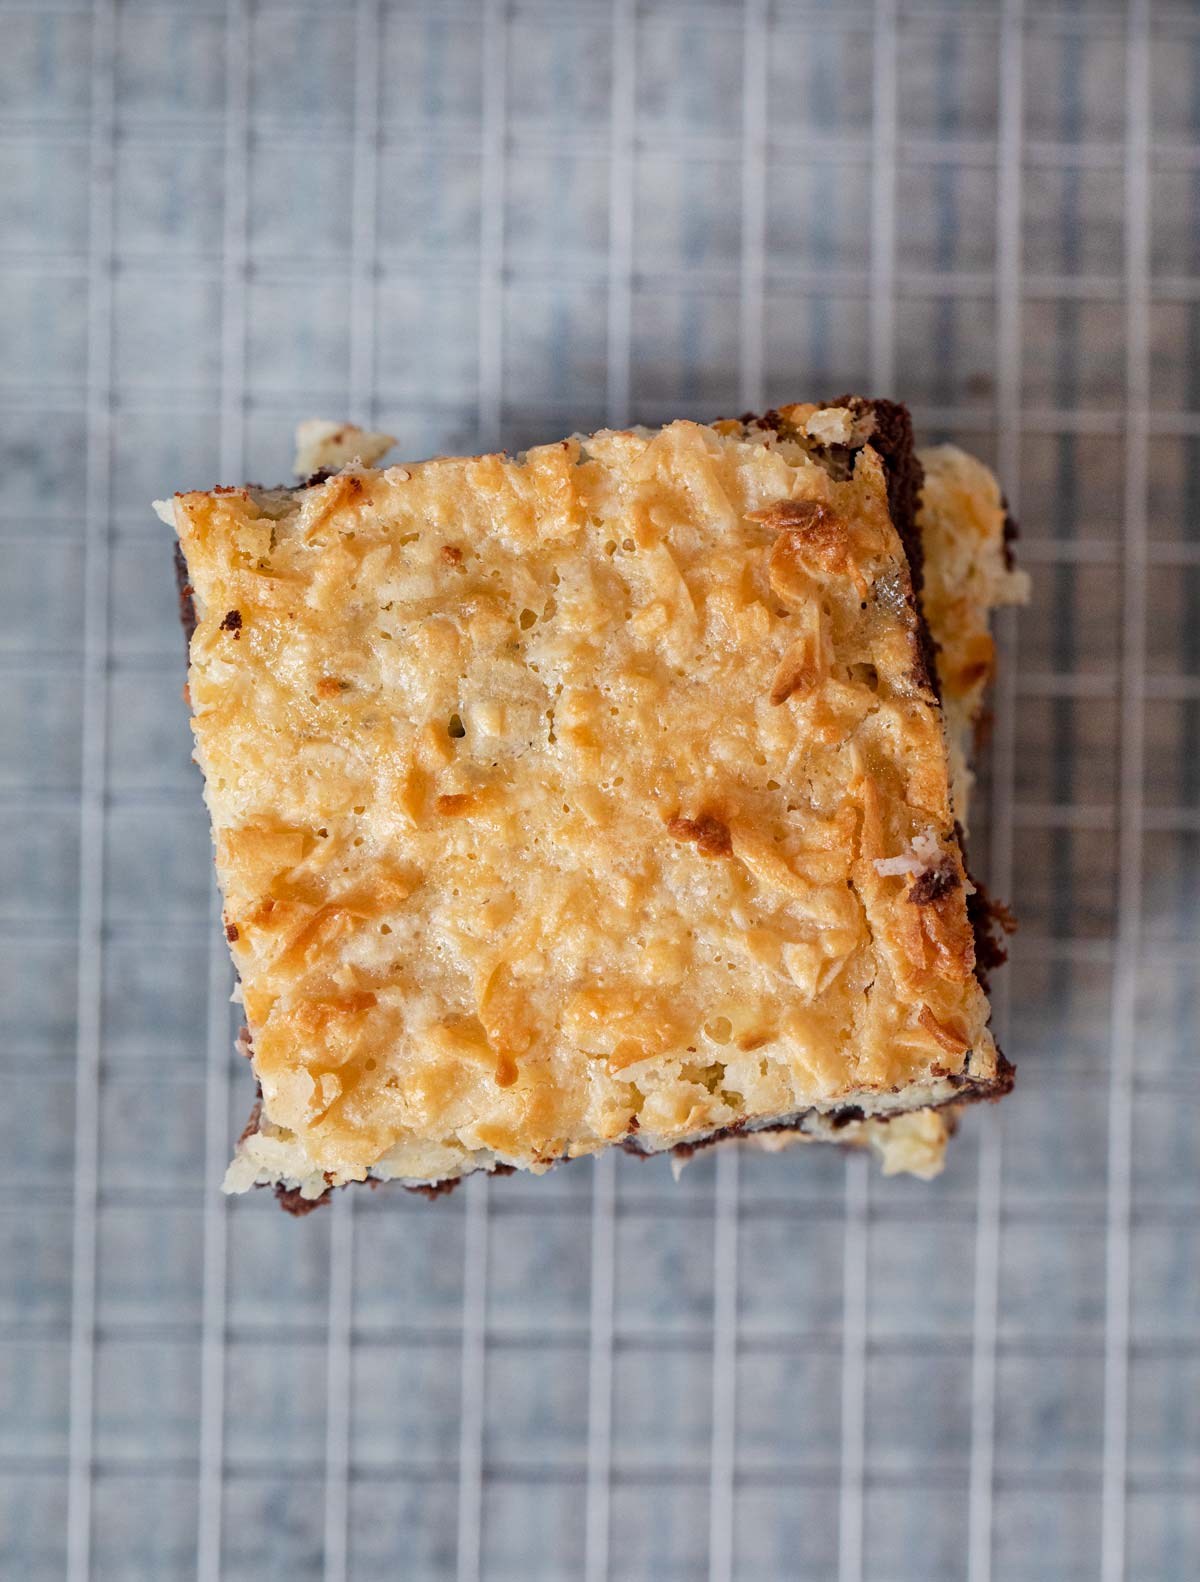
173,542 -> 198,646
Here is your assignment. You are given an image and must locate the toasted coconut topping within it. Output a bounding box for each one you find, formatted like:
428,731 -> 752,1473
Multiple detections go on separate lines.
168,406 -> 1006,1198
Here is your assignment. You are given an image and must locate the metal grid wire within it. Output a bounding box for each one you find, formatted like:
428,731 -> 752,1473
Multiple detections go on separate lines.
1,0 -> 1198,1578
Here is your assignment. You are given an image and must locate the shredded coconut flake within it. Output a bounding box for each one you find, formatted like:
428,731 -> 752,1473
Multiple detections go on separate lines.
874,853 -> 922,878
874,828 -> 942,879
805,405 -> 854,446
293,419 -> 397,478
911,830 -> 942,866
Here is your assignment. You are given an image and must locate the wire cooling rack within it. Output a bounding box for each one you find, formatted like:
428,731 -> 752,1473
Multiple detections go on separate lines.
1,1 -> 1198,1578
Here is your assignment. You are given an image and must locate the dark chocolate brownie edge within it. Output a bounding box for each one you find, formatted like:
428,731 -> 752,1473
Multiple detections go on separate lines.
270,1077 -> 1013,1214
173,541 -> 198,647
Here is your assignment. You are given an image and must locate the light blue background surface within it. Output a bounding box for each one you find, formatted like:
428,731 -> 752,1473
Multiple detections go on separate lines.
0,2 -> 1196,1579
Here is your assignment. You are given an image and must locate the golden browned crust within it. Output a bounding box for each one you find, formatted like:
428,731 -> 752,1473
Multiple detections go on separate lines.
166,408 -> 1006,1201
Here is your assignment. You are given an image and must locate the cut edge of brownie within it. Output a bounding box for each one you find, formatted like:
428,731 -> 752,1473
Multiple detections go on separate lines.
173,541 -> 198,646
270,1072 -> 1015,1213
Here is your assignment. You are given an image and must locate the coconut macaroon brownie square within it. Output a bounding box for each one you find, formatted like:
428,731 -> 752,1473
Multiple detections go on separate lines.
159,400 -> 1026,1209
